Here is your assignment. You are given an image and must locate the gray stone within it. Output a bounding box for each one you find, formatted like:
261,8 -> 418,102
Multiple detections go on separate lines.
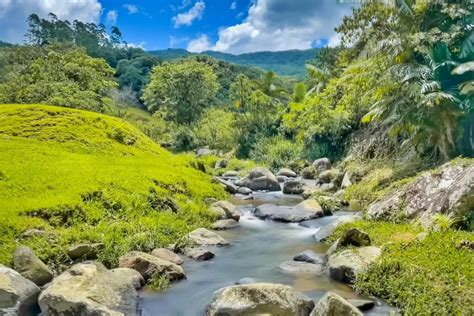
347,299 -> 376,311
0,264 -> 40,315
187,228 -> 230,246
207,283 -> 315,316
212,201 -> 241,221
211,219 -> 240,230
339,228 -> 371,247
254,199 -> 323,223
237,187 -> 252,195
118,251 -> 186,282
314,215 -> 359,242
341,172 -> 353,189
67,243 -> 104,260
235,277 -> 256,285
197,148 -> 215,157
215,159 -> 227,169
302,166 -> 317,180
239,167 -> 281,191
310,292 -> 362,316
293,250 -> 325,265
209,206 -> 227,220
184,247 -> 215,261
151,248 -> 183,265
278,261 -> 325,275
320,183 -> 335,192
223,170 -> 238,177
39,262 -> 141,315
367,161 -> 474,227
277,175 -> 288,183
214,177 -> 238,194
328,247 -> 381,283
283,180 -> 305,194
13,246 -> 53,287
313,158 -> 331,172
277,168 -> 297,178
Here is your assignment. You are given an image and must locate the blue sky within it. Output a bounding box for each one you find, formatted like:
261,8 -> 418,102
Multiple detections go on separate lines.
0,0 -> 355,54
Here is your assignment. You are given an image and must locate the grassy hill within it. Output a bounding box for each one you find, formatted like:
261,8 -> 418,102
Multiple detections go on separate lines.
149,48 -> 318,77
0,104 -> 226,268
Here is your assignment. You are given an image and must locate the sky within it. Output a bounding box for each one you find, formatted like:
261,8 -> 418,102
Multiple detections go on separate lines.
0,0 -> 355,54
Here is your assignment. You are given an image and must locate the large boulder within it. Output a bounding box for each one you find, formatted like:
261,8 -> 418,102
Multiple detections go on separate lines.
313,215 -> 360,242
283,180 -> 305,195
187,228 -> 230,246
13,246 -> 53,286
184,247 -> 215,261
310,292 -> 362,316
151,248 -> 183,265
0,264 -> 40,315
278,261 -> 325,275
239,167 -> 281,191
367,161 -> 474,227
293,250 -> 325,265
207,283 -> 315,316
328,247 -> 381,283
39,262 -> 142,315
118,251 -> 186,282
254,199 -> 323,223
341,172 -> 353,189
212,201 -> 241,221
211,219 -> 240,230
67,243 -> 104,260
277,168 -> 297,178
313,158 -> 331,172
339,228 -> 371,247
237,187 -> 252,195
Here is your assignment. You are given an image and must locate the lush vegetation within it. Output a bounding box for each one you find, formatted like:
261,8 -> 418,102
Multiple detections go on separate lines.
327,220 -> 474,314
0,104 -> 226,269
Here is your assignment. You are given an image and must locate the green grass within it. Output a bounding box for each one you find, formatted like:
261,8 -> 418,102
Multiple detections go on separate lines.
328,220 -> 474,315
0,104 -> 226,270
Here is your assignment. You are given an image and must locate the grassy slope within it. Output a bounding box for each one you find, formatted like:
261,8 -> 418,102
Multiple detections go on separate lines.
0,104 -> 226,269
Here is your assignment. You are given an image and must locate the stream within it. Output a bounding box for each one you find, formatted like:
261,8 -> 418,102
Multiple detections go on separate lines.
140,192 -> 393,315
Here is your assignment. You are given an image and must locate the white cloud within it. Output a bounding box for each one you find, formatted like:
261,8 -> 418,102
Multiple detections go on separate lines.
172,1 -> 205,28
169,36 -> 189,48
128,41 -> 147,49
230,1 -> 237,10
123,4 -> 138,14
187,34 -> 212,52
0,0 -> 102,43
106,10 -> 118,25
203,0 -> 354,54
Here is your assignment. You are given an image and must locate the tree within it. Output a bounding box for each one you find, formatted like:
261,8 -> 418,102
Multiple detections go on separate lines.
0,44 -> 117,112
142,60 -> 219,124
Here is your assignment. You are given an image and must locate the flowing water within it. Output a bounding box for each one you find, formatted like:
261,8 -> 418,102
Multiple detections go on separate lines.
140,192 -> 393,316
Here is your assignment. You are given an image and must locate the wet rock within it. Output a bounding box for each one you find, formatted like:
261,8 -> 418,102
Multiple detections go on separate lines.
325,239 -> 340,258
214,177 -> 238,194
314,215 -> 359,242
209,205 -> 227,220
67,243 -> 104,260
118,251 -> 186,282
277,175 -> 288,183
320,183 -> 335,192
279,261 -> 325,275
293,250 -> 325,265
215,159 -> 227,169
223,170 -> 238,177
13,246 -> 53,286
347,299 -> 376,311
254,199 -> 323,223
151,248 -> 184,265
313,158 -> 331,172
339,228 -> 371,247
239,167 -> 281,191
108,268 -> 145,290
341,172 -> 353,189
211,219 -> 240,230
39,262 -> 141,315
212,201 -> 241,221
187,228 -> 230,246
283,180 -> 305,194
235,277 -> 256,285
277,168 -> 297,178
328,247 -> 381,283
318,170 -> 336,184
310,292 -> 362,316
184,247 -> 215,261
207,283 -> 315,316
237,187 -> 252,195
0,264 -> 40,315
367,161 -> 474,227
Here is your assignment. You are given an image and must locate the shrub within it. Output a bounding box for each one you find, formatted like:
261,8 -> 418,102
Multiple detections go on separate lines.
249,137 -> 302,171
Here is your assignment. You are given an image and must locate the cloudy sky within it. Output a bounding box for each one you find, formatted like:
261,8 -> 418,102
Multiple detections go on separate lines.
0,0 -> 355,54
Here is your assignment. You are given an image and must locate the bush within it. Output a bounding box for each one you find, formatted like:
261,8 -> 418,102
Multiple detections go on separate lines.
249,137 -> 303,171
193,108 -> 238,152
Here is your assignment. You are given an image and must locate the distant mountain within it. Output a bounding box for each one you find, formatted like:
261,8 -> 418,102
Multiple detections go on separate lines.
148,48 -> 318,77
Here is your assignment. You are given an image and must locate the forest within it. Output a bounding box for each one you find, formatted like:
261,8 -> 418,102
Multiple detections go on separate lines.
0,0 -> 473,315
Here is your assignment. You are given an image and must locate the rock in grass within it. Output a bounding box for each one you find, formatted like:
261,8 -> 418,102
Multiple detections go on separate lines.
310,292 -> 362,316
187,228 -> 230,246
209,206 -> 227,220
211,219 -> 240,230
118,251 -> 186,282
328,247 -> 381,283
293,250 -> 325,265
212,201 -> 241,221
313,215 -> 359,242
312,158 -> 331,172
151,248 -> 183,265
207,283 -> 315,316
0,264 -> 40,315
13,246 -> 53,286
67,243 -> 104,260
184,247 -> 215,261
39,262 -> 142,315
339,228 -> 371,247
223,170 -> 238,177
279,261 -> 325,275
